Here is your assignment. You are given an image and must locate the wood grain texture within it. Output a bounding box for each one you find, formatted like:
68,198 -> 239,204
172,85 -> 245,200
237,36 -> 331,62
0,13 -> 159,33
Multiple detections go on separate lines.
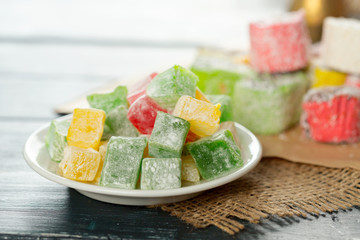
1,1 -> 360,236
1,119 -> 360,239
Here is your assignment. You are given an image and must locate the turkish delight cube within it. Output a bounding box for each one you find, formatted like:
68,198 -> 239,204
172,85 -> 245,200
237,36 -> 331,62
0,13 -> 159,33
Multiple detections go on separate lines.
146,65 -> 198,109
186,130 -> 243,180
99,136 -> 147,189
87,86 -> 128,114
149,112 -> 190,158
104,105 -> 139,139
45,118 -> 71,162
141,158 -> 182,190
302,86 -> 360,143
59,146 -> 100,182
181,155 -> 200,183
127,95 -> 167,134
173,95 -> 221,137
127,72 -> 157,105
67,108 -> 106,150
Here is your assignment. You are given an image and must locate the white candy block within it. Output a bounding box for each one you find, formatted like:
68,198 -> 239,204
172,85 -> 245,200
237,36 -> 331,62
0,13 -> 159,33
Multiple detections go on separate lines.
322,17 -> 360,75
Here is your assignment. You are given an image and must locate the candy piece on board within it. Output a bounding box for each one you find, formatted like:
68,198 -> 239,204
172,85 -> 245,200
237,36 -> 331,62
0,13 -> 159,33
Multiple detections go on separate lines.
186,130 -> 243,180
232,72 -> 309,135
322,17 -> 360,75
190,48 -> 251,96
173,96 -> 221,137
99,136 -> 147,189
249,10 -> 310,73
181,155 -> 200,183
87,86 -> 128,114
103,105 -> 139,139
302,86 -> 360,143
59,146 -> 100,182
67,108 -> 106,150
146,65 -> 198,109
141,158 -> 182,190
208,95 -> 233,122
312,67 -> 346,88
45,119 -> 71,162
149,112 -> 190,158
127,72 -> 158,105
127,95 -> 167,135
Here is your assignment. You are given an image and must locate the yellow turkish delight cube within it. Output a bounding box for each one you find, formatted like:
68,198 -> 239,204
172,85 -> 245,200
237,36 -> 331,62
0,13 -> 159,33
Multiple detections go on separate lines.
67,108 -> 106,150
181,155 -> 200,183
173,96 -> 221,137
195,87 -> 210,103
59,146 -> 101,181
94,141 -> 108,183
312,67 -> 346,88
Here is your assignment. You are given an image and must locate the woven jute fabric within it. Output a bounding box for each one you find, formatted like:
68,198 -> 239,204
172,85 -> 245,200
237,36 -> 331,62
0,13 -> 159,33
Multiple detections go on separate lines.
157,158 -> 360,235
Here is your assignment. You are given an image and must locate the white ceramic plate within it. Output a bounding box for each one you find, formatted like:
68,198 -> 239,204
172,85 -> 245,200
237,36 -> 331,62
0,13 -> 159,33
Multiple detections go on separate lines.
24,115 -> 262,206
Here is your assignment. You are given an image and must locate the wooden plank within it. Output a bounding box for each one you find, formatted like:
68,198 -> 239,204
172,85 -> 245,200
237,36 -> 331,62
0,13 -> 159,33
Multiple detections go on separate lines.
1,119 -> 360,239
0,73 -> 112,119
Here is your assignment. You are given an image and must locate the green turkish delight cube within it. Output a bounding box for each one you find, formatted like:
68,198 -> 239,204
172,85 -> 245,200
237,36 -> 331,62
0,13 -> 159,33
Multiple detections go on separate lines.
87,86 -> 128,114
186,129 -> 243,180
149,112 -> 190,158
99,136 -> 147,189
190,48 -> 251,96
146,65 -> 198,109
45,119 -> 71,162
141,158 -> 182,190
103,105 -> 139,139
208,95 -> 233,122
232,71 -> 309,135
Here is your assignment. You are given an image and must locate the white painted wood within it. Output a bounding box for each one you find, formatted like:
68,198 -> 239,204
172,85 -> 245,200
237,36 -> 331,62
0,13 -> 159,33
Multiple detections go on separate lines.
0,0 -> 290,49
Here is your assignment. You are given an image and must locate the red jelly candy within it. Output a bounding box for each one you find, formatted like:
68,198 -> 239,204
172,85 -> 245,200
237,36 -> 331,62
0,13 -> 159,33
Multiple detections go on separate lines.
249,10 -> 310,73
302,95 -> 360,143
127,95 -> 167,134
127,73 -> 158,105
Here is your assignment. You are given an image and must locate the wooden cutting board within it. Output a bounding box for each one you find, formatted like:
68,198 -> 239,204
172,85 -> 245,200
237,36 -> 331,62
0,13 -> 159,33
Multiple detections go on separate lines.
259,126 -> 360,170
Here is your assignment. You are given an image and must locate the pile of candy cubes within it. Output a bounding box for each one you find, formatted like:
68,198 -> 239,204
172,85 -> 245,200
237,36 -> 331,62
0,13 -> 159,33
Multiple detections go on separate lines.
45,65 -> 243,190
192,10 -> 311,136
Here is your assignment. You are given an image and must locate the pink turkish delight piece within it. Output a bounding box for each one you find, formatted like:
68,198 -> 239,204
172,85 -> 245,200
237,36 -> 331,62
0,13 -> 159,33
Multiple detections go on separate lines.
127,73 -> 158,105
301,87 -> 360,143
249,10 -> 310,73
127,95 -> 167,135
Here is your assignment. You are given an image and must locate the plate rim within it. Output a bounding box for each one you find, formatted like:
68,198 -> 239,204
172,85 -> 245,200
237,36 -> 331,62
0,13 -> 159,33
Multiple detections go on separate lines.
23,115 -> 262,198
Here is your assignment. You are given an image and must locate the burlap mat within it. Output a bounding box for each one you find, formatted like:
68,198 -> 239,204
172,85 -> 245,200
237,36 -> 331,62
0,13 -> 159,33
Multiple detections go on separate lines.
157,158 -> 360,235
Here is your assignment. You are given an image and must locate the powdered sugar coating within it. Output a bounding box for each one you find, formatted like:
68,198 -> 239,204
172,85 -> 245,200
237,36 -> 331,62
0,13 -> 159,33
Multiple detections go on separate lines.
99,136 -> 147,189
250,10 -> 310,73
127,95 -> 167,135
141,158 -> 181,190
302,86 -> 360,143
232,72 -> 309,135
323,17 -> 360,75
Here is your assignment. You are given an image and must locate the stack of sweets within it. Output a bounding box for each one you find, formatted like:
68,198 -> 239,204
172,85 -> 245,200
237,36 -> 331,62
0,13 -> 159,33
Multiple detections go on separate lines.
231,10 -> 311,135
46,65 -> 244,190
190,10 -> 311,135
300,17 -> 360,143
59,108 -> 105,181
